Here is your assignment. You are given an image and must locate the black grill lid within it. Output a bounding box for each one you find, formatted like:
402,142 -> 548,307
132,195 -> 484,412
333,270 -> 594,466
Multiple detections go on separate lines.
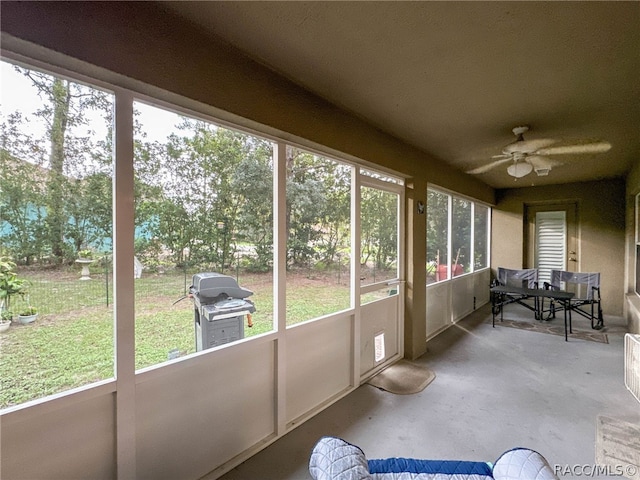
190,272 -> 253,300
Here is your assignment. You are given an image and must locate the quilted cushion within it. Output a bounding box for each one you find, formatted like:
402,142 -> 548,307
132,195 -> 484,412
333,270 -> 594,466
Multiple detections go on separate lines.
309,436 -> 372,480
309,437 -> 558,480
369,457 -> 494,480
492,448 -> 558,480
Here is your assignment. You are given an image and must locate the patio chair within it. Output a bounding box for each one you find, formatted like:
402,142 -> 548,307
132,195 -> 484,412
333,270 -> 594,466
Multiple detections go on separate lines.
491,268 -> 539,317
543,270 -> 604,330
495,267 -> 538,289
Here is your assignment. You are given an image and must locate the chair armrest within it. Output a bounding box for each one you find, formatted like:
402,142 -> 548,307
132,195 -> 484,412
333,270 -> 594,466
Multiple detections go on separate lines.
493,448 -> 558,480
309,437 -> 371,480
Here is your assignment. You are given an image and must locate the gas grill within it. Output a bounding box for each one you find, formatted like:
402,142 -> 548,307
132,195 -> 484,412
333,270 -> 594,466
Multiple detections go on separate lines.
190,273 -> 256,351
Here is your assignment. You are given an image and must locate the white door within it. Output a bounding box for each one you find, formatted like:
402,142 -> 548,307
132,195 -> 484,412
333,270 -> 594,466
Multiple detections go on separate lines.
358,172 -> 404,378
525,202 -> 578,284
535,211 -> 566,284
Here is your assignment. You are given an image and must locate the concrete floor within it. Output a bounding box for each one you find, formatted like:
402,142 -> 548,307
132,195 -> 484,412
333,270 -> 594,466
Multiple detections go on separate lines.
217,304 -> 639,480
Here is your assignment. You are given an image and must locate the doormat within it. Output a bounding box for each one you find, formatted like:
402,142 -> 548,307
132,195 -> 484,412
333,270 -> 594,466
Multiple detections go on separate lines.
596,415 -> 640,480
488,318 -> 608,344
367,360 -> 435,395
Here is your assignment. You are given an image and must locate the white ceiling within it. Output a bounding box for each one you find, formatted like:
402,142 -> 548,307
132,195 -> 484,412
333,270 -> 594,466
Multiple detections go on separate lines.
161,1 -> 640,188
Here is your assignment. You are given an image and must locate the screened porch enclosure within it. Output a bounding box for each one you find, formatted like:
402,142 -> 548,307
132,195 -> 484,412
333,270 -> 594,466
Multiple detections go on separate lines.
0,53 -> 411,479
11,4 -> 640,480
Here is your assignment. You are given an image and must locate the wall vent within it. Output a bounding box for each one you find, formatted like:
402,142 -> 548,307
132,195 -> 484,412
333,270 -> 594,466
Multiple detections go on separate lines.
624,333 -> 640,404
374,332 -> 386,363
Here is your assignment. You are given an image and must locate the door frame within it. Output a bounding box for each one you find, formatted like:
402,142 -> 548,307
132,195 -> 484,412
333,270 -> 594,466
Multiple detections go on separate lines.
524,201 -> 579,274
358,173 -> 405,380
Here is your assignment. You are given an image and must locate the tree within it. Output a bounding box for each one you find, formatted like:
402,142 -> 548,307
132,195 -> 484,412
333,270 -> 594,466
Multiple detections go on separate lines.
231,140 -> 274,272
426,189 -> 449,267
361,187 -> 397,270
285,147 -> 351,269
17,66 -> 111,263
0,113 -> 48,264
451,197 -> 471,273
65,173 -> 113,253
0,152 -> 47,265
137,121 -> 265,272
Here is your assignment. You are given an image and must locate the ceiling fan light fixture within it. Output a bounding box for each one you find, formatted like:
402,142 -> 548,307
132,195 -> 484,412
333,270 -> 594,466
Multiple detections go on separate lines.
535,167 -> 551,176
507,162 -> 533,178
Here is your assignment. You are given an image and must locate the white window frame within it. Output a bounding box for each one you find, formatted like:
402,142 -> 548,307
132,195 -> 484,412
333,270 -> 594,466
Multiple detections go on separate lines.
426,186 -> 491,285
0,49 -> 408,402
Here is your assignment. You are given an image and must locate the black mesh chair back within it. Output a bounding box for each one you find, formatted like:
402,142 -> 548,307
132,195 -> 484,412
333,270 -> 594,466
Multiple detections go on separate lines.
497,267 -> 538,289
546,270 -> 604,329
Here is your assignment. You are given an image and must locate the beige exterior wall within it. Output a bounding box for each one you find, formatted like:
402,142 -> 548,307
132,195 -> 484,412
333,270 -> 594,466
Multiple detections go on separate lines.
625,160 -> 640,334
492,178 -> 626,316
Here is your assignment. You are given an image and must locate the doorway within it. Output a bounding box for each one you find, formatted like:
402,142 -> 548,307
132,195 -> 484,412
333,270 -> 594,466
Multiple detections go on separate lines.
359,173 -> 404,378
524,202 -> 578,284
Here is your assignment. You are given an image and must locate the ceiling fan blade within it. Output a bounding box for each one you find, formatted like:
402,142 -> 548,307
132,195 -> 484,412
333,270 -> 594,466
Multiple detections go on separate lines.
536,141 -> 611,156
491,154 -> 511,159
503,138 -> 557,154
466,157 -> 512,174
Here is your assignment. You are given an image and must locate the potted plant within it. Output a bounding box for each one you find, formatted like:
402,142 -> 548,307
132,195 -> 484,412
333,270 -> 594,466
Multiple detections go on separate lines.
78,249 -> 94,260
0,257 -> 27,324
0,309 -> 12,333
18,304 -> 38,325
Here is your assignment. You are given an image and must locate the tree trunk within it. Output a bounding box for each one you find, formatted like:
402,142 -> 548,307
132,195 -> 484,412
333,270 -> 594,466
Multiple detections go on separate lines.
46,79 -> 71,263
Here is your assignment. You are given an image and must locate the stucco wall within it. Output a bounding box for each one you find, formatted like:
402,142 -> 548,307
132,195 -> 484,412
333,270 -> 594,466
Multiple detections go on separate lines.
625,160 -> 640,333
492,178 -> 626,316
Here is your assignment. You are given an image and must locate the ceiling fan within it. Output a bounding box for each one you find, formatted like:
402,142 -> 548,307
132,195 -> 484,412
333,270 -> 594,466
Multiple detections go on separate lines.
466,125 -> 611,178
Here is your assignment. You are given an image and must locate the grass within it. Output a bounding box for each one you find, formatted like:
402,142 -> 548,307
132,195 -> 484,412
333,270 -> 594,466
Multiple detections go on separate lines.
0,268 -> 375,408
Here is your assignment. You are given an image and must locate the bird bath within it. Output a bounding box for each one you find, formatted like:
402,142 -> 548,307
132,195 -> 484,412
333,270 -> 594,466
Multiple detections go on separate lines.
75,258 -> 94,280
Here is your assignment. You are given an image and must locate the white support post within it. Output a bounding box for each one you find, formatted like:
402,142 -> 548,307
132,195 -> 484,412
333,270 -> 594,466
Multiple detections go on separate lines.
113,90 -> 136,480
274,142 -> 287,435
351,166 -> 361,386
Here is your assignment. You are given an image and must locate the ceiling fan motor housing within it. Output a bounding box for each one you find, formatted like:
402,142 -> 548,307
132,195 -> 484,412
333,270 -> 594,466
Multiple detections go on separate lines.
512,125 -> 529,137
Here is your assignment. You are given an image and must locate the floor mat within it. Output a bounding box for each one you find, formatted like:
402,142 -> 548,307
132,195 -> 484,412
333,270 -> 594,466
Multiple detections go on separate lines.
488,318 -> 609,343
367,360 -> 435,395
596,415 -> 640,480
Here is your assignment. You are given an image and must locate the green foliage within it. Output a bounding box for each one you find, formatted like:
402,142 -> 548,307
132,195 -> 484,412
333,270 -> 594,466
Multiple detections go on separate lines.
19,305 -> 37,316
66,173 -> 113,253
2,60 -> 397,286
232,152 -> 274,270
426,189 -> 449,266
1,62 -> 113,265
0,257 -> 28,311
0,309 -> 115,405
285,148 -> 351,268
451,197 -> 471,272
361,187 -> 398,269
0,145 -> 48,265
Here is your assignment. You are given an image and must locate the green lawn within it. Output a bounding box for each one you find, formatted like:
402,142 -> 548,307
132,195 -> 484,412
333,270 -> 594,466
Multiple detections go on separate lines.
0,269 -> 358,408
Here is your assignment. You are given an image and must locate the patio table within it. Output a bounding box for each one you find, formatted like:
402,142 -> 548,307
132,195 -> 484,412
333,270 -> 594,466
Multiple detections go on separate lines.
490,285 -> 575,341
